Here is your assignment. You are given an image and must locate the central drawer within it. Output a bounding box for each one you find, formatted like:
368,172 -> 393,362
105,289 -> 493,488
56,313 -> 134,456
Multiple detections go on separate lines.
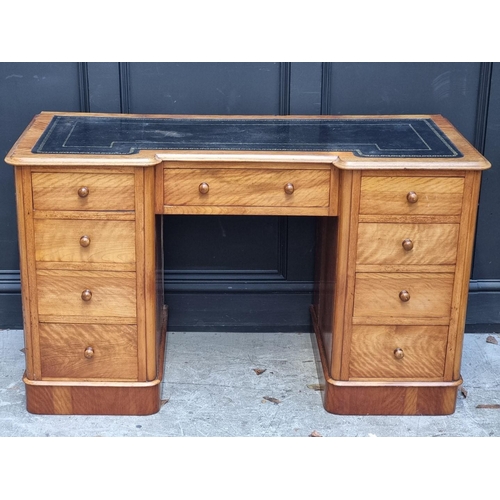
36,270 -> 137,322
163,167 -> 331,207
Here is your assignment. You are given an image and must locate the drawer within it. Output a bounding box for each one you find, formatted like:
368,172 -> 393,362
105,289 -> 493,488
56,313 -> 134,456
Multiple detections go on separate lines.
39,323 -> 138,380
349,325 -> 448,379
34,219 -> 136,265
32,172 -> 135,211
356,223 -> 459,266
353,273 -> 454,320
360,176 -> 464,215
163,167 -> 331,208
36,270 -> 137,321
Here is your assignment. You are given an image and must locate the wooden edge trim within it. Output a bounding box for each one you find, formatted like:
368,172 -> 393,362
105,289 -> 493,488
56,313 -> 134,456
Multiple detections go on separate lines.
37,316 -> 137,324
33,211 -> 135,221
155,153 -> 339,164
154,164 -> 164,213
161,206 -> 330,216
15,167 -> 33,378
327,378 -> 463,388
358,215 -> 461,224
339,171 -> 361,379
356,169 -> 467,178
331,170 -> 353,379
333,158 -> 490,171
6,156 -> 161,167
356,265 -> 456,274
449,170 -> 483,380
134,168 -> 147,381
23,375 -> 161,388
21,167 -> 42,378
328,166 -> 339,216
144,166 -> 157,381
35,262 -> 136,272
9,153 -> 488,169
29,166 -> 138,174
352,317 -> 451,326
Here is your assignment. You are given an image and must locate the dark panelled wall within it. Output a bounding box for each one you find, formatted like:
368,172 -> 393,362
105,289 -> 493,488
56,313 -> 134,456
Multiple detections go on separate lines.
1,62 -> 498,332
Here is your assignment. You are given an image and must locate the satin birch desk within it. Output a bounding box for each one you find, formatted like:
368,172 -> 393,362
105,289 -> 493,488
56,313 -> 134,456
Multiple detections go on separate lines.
5,112 -> 490,415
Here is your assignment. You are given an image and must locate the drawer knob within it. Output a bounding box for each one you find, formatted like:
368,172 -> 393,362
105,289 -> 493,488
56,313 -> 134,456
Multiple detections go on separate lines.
81,289 -> 92,301
399,290 -> 410,302
199,182 -> 209,194
84,346 -> 94,359
393,348 -> 405,360
406,191 -> 418,204
284,182 -> 294,195
80,235 -> 91,247
78,186 -> 90,198
402,238 -> 414,251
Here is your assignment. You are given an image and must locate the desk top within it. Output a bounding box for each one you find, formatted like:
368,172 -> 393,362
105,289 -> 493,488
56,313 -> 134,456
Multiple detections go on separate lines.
5,112 -> 491,170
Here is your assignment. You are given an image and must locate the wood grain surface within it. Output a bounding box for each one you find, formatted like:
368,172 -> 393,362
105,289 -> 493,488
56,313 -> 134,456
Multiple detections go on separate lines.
34,219 -> 136,265
39,323 -> 138,380
32,171 -> 135,211
36,270 -> 137,321
353,272 -> 454,320
360,175 -> 465,215
356,222 -> 459,266
349,325 -> 448,380
163,167 -> 331,207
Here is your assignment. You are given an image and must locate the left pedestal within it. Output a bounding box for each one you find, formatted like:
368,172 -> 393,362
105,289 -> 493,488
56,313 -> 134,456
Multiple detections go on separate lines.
14,165 -> 165,415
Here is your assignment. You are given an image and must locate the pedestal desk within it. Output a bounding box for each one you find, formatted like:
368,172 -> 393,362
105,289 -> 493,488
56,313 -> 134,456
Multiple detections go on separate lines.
5,112 -> 490,416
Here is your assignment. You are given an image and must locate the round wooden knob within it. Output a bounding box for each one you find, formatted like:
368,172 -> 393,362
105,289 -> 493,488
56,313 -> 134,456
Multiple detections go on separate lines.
199,182 -> 209,194
80,235 -> 91,247
81,289 -> 92,301
394,348 -> 404,360
406,191 -> 418,204
84,346 -> 94,359
284,182 -> 294,195
399,290 -> 410,302
78,186 -> 89,198
402,238 -> 414,251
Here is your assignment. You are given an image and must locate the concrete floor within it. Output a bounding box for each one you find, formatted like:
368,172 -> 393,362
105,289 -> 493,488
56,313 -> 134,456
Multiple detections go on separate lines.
0,329 -> 499,437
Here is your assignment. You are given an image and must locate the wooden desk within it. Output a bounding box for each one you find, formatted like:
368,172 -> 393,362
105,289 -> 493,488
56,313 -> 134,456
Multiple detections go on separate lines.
5,112 -> 490,416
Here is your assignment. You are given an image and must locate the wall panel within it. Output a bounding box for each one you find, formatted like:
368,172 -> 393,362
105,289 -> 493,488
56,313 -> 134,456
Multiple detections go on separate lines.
127,62 -> 282,115
0,62 -> 498,332
327,62 -> 481,141
0,63 -> 82,269
467,63 -> 500,330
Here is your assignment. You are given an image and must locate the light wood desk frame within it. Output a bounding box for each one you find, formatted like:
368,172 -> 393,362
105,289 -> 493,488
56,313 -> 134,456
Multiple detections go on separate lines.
5,112 -> 490,415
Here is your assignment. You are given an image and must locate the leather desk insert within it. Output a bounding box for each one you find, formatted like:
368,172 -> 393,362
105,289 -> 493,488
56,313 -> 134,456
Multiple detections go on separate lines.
5,112 -> 490,416
32,115 -> 462,157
